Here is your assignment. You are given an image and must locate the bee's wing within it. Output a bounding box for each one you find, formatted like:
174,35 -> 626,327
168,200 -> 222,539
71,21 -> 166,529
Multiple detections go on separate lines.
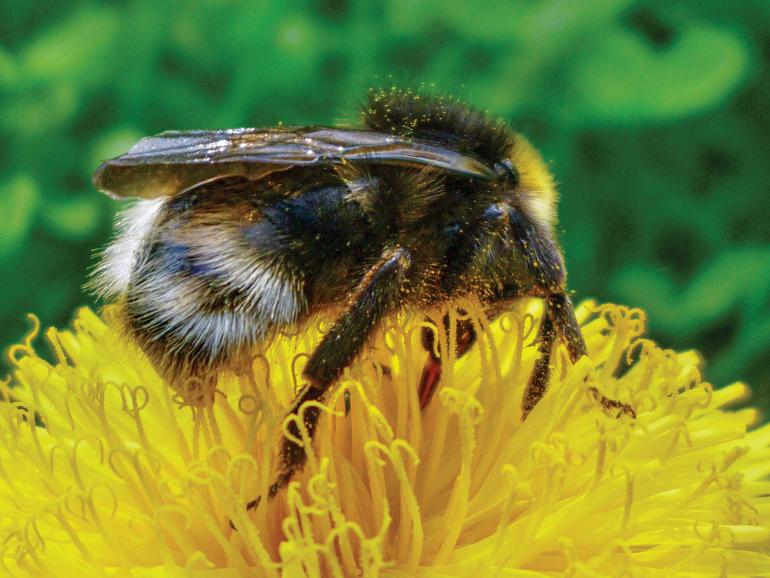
93,127 -> 496,199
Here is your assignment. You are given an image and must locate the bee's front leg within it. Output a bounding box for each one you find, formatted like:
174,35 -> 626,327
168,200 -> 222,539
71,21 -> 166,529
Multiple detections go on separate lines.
418,315 -> 477,408
522,293 -> 635,420
252,246 -> 413,509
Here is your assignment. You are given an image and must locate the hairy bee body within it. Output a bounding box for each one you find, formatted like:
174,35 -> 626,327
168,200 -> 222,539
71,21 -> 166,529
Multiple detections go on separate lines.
98,149 -> 561,386
92,88 -> 594,500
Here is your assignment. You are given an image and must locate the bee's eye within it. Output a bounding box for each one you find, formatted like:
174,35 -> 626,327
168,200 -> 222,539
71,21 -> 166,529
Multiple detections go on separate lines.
494,159 -> 519,187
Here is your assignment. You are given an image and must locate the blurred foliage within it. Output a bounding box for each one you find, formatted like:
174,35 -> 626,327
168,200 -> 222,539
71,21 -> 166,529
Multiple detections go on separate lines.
0,0 -> 768,406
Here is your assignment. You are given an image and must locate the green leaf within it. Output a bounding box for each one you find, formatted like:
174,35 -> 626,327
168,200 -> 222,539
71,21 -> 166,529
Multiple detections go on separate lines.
40,195 -> 102,241
0,174 -> 39,257
1,83 -> 78,134
565,23 -> 751,125
0,46 -> 19,88
22,6 -> 119,85
610,247 -> 770,336
431,0 -> 635,43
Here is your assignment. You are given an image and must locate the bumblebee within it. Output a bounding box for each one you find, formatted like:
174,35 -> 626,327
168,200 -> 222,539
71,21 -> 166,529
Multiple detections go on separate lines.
92,88 -> 610,504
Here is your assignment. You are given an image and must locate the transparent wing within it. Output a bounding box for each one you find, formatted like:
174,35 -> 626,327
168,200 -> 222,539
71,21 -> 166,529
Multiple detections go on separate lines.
93,127 -> 496,199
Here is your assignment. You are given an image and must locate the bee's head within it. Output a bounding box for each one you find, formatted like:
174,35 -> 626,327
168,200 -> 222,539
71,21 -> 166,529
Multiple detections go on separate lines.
461,134 -> 564,299
493,158 -> 520,187
494,134 -> 559,235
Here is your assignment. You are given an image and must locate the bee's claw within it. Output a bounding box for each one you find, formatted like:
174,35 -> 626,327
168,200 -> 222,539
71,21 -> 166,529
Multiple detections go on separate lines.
418,356 -> 442,409
588,386 -> 637,419
228,494 -> 263,532
246,495 -> 262,510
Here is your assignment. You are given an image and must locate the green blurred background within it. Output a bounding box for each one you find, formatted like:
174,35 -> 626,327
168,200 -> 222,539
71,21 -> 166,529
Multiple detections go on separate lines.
1,0 -> 768,407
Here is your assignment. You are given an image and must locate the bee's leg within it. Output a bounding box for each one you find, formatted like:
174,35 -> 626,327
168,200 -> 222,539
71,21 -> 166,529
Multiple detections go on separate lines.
546,293 -> 586,364
550,293 -> 635,417
418,324 -> 443,409
587,386 -> 637,418
251,246 -> 412,509
522,293 -> 635,419
418,315 -> 477,408
521,298 -> 558,419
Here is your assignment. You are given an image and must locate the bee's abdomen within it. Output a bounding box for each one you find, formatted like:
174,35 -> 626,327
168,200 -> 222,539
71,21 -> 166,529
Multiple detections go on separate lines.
124,207 -> 306,390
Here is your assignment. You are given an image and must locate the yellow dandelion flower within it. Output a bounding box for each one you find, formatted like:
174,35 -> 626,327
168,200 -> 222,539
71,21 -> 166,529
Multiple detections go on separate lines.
1,299 -> 769,577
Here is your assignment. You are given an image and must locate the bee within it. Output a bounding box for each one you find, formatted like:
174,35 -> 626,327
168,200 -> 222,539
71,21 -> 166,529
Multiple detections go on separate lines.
91,88 -> 631,506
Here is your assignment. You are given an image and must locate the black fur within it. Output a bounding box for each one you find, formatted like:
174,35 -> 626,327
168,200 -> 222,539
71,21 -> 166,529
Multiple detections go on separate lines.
362,87 -> 514,165
506,208 -> 565,294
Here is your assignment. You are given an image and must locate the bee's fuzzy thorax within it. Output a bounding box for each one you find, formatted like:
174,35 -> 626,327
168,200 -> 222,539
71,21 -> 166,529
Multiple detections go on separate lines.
362,87 -> 514,166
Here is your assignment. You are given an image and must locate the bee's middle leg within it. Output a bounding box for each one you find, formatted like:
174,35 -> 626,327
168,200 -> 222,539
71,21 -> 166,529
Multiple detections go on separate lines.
418,315 -> 477,408
521,299 -> 558,419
